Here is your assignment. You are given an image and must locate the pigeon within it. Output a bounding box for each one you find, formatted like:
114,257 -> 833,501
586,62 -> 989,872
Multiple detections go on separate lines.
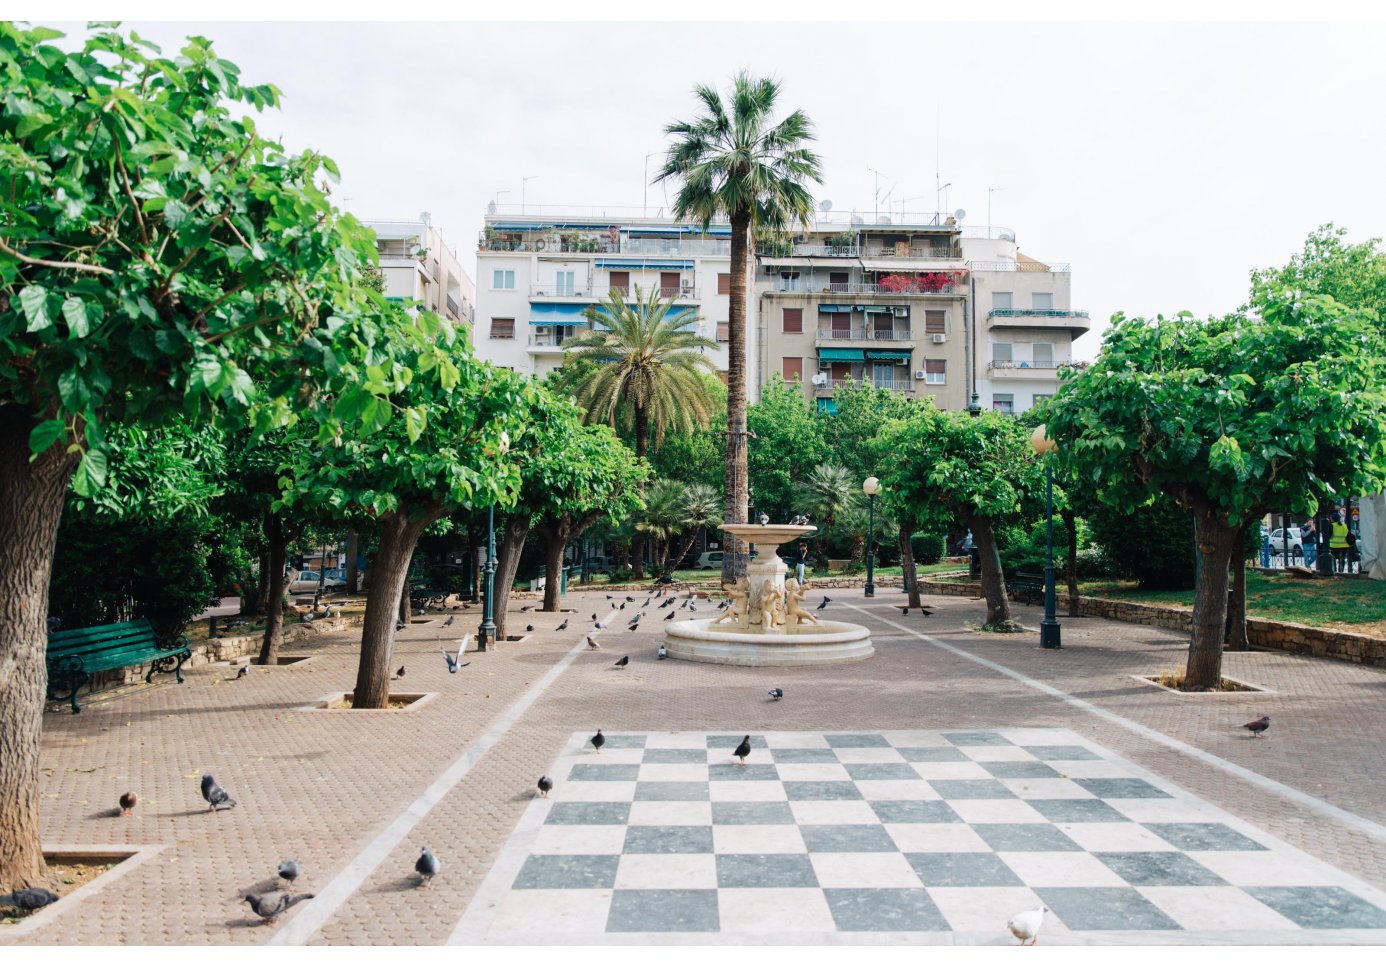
119,791 -> 137,817
526,624 -> 535,632
0,887 -> 59,912
595,620 -> 608,630
200,773 -> 235,813
393,665 -> 405,680
521,604 -> 535,612
442,615 -> 455,628
592,613 -> 598,621
590,728 -> 606,753
557,619 -> 569,631
768,688 -> 784,701
613,655 -> 630,670
586,635 -> 602,651
688,603 -> 696,612
733,735 -> 752,763
606,595 -> 614,600
919,607 -> 934,617
628,622 -> 640,633
642,598 -> 651,607
664,611 -> 675,621
244,890 -> 313,924
900,606 -> 910,615
537,775 -> 554,798
1008,905 -> 1047,945
278,860 -> 302,885
626,596 -> 635,603
619,603 -> 626,610
236,664 -> 249,679
1241,715 -> 1271,738
816,600 -> 828,611
415,846 -> 441,889
395,621 -> 406,632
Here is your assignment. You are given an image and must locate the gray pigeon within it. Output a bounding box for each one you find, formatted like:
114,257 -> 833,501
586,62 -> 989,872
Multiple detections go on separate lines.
200,773 -> 235,812
415,846 -> 441,888
278,860 -> 302,885
733,735 -> 752,763
664,611 -> 675,620
590,728 -> 606,753
236,664 -> 248,679
557,619 -> 568,631
657,645 -> 667,660
0,887 -> 59,912
537,775 -> 554,798
1242,715 -> 1271,738
768,688 -> 784,701
613,655 -> 630,670
244,890 -> 314,924
526,624 -> 535,632
442,615 -> 455,628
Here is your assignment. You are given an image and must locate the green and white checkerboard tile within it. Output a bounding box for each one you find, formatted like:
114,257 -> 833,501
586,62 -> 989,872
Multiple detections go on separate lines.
449,729 -> 1386,944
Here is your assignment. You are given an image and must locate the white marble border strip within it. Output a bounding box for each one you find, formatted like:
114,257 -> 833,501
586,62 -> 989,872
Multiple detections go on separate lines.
0,843 -> 165,941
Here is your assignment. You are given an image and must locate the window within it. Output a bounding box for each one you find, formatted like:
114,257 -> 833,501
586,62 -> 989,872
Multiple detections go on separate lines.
828,312 -> 852,339
993,291 -> 1013,310
1033,292 -> 1054,310
872,362 -> 895,387
924,359 -> 946,385
924,310 -> 946,335
992,393 -> 1015,414
779,271 -> 801,292
717,272 -> 731,295
490,317 -> 515,339
992,342 -> 1013,362
660,271 -> 682,296
829,271 -> 849,292
782,357 -> 803,382
554,271 -> 575,296
492,268 -> 515,290
782,308 -> 803,334
716,322 -> 730,342
1032,342 -> 1054,365
609,270 -> 630,295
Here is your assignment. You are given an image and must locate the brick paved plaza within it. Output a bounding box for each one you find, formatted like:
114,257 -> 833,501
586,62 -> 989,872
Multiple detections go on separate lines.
7,587 -> 1386,947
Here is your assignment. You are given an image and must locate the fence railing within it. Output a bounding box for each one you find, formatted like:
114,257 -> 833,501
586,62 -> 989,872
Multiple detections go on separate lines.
988,308 -> 1090,319
816,327 -> 913,341
771,282 -> 958,296
968,260 -> 1071,273
987,360 -> 1087,371
819,376 -> 914,392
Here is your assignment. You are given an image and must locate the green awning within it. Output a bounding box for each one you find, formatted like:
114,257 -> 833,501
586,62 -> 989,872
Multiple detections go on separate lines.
868,349 -> 912,361
818,348 -> 865,361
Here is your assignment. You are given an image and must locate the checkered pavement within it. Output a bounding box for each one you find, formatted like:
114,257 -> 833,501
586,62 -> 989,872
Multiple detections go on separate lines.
450,728 -> 1386,944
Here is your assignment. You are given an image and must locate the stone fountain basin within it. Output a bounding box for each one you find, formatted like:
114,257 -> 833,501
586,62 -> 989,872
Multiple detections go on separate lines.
662,618 -> 874,667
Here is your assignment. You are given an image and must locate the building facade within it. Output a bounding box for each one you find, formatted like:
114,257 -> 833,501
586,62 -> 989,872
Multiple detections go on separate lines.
471,206 -> 740,382
365,218 -> 475,326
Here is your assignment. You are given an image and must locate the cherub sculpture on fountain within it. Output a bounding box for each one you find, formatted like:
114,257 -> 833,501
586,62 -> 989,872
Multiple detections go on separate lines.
713,575 -> 751,628
757,583 -> 784,631
783,576 -> 820,627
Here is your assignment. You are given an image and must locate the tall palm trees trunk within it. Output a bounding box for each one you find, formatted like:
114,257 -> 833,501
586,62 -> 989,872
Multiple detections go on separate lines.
633,406 -> 649,581
721,211 -> 752,585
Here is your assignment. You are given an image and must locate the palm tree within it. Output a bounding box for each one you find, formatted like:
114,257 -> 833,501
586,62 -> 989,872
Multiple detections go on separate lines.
636,480 -> 688,574
798,464 -> 861,570
563,285 -> 719,460
666,482 -> 723,575
657,72 -> 823,584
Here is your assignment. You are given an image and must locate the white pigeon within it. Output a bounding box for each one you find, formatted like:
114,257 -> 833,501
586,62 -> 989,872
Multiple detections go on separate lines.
586,635 -> 602,651
1007,905 -> 1047,945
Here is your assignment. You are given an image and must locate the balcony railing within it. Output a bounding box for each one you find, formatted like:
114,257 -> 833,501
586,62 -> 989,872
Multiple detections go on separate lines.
987,360 -> 1088,372
818,377 -> 915,393
862,245 -> 960,260
988,308 -> 1090,319
968,260 -> 1071,273
445,294 -> 463,319
790,243 -> 860,258
771,282 -> 958,296
530,282 -> 599,298
624,238 -> 730,256
816,327 -> 913,341
528,334 -> 574,348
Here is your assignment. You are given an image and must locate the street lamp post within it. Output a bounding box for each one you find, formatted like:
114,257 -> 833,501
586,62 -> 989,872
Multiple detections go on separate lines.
477,431 -> 511,653
1030,426 -> 1062,649
863,476 -> 881,598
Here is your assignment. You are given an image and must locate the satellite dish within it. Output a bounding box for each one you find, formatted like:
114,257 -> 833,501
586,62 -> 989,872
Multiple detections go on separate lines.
999,232 -> 1015,242
820,199 -> 833,212
954,209 -> 967,221
486,200 -> 497,215
880,216 -> 892,224
850,211 -> 864,226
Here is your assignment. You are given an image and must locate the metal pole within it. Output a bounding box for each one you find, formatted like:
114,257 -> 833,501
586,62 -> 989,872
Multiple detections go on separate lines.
1040,459 -> 1062,649
479,504 -> 497,652
864,493 -> 877,598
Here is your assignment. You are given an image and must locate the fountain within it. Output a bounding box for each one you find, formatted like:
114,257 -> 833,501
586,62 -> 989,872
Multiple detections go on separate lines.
662,522 -> 875,666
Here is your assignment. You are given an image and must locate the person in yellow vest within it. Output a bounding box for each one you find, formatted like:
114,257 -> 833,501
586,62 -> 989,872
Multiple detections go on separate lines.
1329,512 -> 1351,573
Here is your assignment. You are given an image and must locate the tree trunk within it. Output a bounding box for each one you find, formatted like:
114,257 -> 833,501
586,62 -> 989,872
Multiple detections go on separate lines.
541,517 -> 570,612
0,405 -> 77,892
257,512 -> 289,665
1185,513 -> 1241,690
345,529 -> 360,594
898,523 -> 921,608
970,515 -> 1011,627
355,508 -> 436,709
1061,508 -> 1080,618
669,528 -> 701,578
721,210 -> 752,585
490,515 -> 530,643
1227,523 -> 1250,651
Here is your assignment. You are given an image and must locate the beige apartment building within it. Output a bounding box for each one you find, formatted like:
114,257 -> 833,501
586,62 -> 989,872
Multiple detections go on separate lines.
365,217 -> 476,327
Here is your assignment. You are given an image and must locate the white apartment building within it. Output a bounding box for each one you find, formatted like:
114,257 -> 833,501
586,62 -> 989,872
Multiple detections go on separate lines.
471,206 -> 742,383
365,217 -> 476,326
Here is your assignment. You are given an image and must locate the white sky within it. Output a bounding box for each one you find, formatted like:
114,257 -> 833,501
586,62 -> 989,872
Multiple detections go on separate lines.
49,16 -> 1386,357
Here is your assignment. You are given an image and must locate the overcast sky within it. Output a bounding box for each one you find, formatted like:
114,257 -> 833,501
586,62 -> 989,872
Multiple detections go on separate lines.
58,19 -> 1386,356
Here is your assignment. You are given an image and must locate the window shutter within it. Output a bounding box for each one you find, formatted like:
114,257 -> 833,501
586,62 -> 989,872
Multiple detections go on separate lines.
925,311 -> 946,335
783,308 -> 803,333
490,318 -> 515,339
716,322 -> 730,342
717,273 -> 731,295
782,357 -> 803,382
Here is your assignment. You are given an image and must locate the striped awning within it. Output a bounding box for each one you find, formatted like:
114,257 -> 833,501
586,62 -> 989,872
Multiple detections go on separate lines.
528,303 -> 591,325
818,348 -> 865,361
868,350 -> 912,361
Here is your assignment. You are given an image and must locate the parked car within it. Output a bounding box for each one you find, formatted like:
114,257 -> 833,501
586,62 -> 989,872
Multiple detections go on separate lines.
695,551 -> 723,570
287,569 -> 345,595
1267,527 -> 1303,555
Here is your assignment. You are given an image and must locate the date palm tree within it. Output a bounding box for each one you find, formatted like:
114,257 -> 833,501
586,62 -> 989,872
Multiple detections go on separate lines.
798,463 -> 861,570
657,72 -> 822,584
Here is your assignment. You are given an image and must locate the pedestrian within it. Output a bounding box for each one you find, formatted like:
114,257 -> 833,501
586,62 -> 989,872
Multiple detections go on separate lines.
794,542 -> 808,584
1330,511 -> 1350,573
962,530 -> 974,553
1301,519 -> 1318,568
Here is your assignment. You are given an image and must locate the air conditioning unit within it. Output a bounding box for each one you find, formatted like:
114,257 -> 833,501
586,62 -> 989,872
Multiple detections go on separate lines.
811,372 -> 828,386
852,304 -> 867,312
931,333 -> 947,344
914,370 -> 927,380
819,361 -> 833,370
891,307 -> 910,318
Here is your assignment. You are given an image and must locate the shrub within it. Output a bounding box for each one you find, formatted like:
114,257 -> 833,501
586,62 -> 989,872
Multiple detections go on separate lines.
1088,496 -> 1194,589
911,533 -> 946,565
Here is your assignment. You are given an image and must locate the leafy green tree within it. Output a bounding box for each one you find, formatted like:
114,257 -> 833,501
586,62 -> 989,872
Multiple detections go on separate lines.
657,72 -> 823,583
0,24 -> 378,891
1046,293 -> 1386,689
876,404 -> 1042,627
647,373 -> 727,494
664,483 -> 723,574
797,464 -> 861,567
747,374 -> 829,520
1251,224 -> 1386,321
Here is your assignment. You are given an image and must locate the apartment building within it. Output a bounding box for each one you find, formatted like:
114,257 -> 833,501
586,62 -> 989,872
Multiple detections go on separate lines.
755,214 -> 1086,415
471,206 -> 739,381
365,217 -> 476,327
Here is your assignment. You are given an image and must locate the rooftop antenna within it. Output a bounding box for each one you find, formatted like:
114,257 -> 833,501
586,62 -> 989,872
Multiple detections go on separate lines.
988,187 -> 1007,240
494,189 -> 510,210
644,151 -> 659,218
521,176 -> 538,215
419,211 -> 431,227
936,178 -> 951,222
868,167 -> 889,222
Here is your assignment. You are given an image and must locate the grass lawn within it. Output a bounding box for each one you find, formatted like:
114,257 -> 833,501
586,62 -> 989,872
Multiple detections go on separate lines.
1080,571 -> 1386,632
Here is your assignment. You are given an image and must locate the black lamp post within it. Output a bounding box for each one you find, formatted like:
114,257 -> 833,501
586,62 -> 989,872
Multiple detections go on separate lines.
477,431 -> 511,652
1031,425 -> 1062,649
747,485 -> 758,559
863,476 -> 880,597
967,393 -> 982,417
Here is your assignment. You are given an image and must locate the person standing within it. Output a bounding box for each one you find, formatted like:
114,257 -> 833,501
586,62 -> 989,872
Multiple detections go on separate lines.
1301,519 -> 1318,567
1330,511 -> 1350,573
795,542 -> 809,584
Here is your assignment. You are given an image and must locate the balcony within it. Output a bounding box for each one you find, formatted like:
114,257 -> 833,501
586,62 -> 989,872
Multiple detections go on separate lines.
527,333 -> 575,354
969,260 -> 1071,273
987,360 -> 1088,379
861,244 -> 960,260
623,238 -> 730,257
816,326 -> 913,342
814,376 -> 914,395
769,281 -> 959,296
987,308 -> 1091,336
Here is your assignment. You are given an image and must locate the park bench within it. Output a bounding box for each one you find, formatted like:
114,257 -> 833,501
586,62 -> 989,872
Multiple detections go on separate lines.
1007,572 -> 1045,606
46,619 -> 191,714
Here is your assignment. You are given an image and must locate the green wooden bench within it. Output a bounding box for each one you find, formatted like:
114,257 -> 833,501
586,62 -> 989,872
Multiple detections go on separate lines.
46,619 -> 191,714
1007,572 -> 1045,606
